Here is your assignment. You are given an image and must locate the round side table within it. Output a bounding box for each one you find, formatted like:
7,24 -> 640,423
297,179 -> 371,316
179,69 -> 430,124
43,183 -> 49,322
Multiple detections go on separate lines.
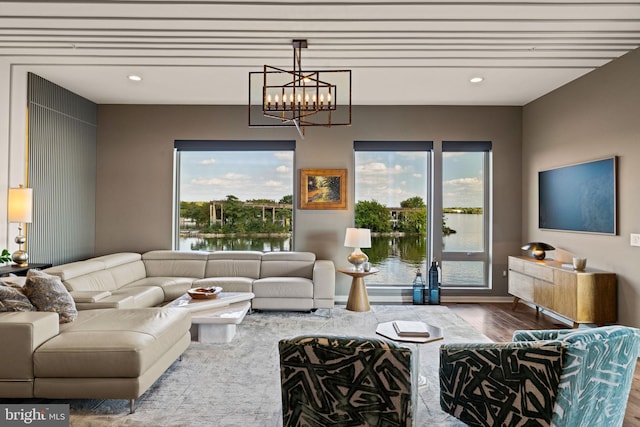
338,267 -> 378,312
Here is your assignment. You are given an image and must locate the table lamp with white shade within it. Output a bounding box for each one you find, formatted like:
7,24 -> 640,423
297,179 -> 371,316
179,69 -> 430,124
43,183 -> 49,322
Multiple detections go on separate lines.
344,228 -> 371,271
8,185 -> 33,267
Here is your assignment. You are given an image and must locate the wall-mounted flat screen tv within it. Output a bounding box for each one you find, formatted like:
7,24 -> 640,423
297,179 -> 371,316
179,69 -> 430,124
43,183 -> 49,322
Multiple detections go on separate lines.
539,156 -> 617,234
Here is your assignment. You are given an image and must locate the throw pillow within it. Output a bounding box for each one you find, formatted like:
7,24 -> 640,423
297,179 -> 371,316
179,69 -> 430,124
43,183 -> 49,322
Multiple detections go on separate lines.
0,283 -> 37,312
23,269 -> 77,323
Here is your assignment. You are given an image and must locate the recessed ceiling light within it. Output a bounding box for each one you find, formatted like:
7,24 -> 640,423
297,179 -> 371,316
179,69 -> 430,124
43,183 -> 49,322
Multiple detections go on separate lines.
470,76 -> 484,84
128,75 -> 142,82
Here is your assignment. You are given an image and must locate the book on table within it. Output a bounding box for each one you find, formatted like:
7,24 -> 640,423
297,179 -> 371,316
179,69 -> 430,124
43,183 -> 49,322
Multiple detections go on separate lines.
392,320 -> 430,337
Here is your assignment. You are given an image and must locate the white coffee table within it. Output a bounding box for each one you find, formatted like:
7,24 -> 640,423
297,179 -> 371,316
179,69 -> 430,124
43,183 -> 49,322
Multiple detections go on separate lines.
167,292 -> 254,343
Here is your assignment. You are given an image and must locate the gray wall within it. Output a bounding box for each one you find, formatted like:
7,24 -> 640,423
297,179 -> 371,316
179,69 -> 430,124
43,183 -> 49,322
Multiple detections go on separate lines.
523,48 -> 640,327
96,104 -> 522,298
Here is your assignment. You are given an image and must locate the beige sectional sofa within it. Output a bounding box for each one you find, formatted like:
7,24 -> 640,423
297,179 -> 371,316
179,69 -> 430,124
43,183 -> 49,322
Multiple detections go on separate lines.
0,249 -> 333,412
44,250 -> 336,311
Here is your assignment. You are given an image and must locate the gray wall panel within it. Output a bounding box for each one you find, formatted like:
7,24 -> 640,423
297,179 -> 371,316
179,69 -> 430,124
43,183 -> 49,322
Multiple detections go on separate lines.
27,73 -> 96,265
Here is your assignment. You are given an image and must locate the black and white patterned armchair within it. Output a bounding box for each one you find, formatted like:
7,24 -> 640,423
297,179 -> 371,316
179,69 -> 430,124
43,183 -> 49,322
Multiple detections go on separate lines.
439,326 -> 640,427
279,335 -> 417,427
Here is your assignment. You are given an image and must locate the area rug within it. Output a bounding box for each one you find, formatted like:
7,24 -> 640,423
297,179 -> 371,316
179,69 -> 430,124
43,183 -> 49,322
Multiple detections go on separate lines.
40,305 -> 492,426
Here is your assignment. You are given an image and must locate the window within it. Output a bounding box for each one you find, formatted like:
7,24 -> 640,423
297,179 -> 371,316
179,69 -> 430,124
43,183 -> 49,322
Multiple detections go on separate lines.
439,142 -> 492,288
354,141 -> 432,286
354,141 -> 491,292
174,140 -> 295,251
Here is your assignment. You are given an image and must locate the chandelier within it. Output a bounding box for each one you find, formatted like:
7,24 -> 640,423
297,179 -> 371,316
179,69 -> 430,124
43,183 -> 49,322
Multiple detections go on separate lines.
248,40 -> 351,138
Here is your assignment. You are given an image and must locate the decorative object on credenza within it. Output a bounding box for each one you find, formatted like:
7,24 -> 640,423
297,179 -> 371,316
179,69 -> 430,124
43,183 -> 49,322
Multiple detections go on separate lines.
8,185 -> 33,267
572,257 -> 587,271
248,39 -> 351,138
299,169 -> 347,210
521,242 -> 555,260
344,228 -> 371,271
412,268 -> 425,305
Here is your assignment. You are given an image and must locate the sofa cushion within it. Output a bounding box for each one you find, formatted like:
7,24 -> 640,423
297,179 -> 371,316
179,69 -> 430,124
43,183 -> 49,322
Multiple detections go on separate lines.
114,286 -> 165,308
44,260 -> 105,281
259,252 -> 315,279
63,269 -> 117,292
33,307 -> 191,378
23,270 -> 78,324
205,251 -> 263,279
253,277 -> 313,298
126,277 -> 195,302
0,284 -> 36,312
192,277 -> 254,293
143,250 -> 208,278
106,259 -> 147,288
91,252 -> 142,268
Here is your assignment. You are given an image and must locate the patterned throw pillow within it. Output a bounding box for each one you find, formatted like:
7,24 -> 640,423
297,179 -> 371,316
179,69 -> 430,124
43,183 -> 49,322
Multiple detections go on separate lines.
0,283 -> 36,312
23,269 -> 77,323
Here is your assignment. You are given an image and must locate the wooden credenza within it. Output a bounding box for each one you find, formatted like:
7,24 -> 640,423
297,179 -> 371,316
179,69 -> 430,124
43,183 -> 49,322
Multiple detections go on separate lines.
508,256 -> 617,327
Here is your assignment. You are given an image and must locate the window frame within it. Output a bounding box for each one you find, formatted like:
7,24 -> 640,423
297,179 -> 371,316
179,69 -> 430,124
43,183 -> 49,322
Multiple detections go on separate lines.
173,140 -> 296,250
438,141 -> 492,289
353,140 -> 433,287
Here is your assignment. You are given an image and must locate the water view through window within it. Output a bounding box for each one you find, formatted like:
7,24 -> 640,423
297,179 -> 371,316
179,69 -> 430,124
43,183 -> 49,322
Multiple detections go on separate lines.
177,149 -> 294,252
177,143 -> 489,289
354,146 -> 488,288
354,149 -> 430,286
441,149 -> 489,287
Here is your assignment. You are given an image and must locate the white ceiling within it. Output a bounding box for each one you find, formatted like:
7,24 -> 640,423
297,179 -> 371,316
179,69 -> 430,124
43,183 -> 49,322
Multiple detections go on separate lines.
2,1 -> 639,106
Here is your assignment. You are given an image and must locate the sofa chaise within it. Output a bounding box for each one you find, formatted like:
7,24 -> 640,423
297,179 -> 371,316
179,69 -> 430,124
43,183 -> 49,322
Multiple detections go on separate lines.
0,307 -> 191,413
44,250 -> 335,311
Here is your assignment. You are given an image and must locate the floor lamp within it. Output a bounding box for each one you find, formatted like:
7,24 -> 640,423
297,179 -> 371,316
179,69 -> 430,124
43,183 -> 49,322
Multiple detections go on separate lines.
8,185 -> 33,267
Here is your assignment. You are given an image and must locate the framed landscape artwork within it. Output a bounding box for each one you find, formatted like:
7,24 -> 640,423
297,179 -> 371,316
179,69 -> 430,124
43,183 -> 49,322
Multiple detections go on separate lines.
538,156 -> 617,234
300,169 -> 347,210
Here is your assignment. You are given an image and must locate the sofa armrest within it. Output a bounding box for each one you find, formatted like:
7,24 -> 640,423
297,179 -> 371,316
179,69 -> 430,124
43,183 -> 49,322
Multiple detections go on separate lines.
0,312 -> 59,381
70,290 -> 112,303
440,341 -> 565,426
74,295 -> 135,310
513,329 -> 572,342
312,260 -> 335,302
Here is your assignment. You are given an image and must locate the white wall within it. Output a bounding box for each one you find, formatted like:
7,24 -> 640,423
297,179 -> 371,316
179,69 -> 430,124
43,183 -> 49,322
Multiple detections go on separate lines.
0,63 -> 29,255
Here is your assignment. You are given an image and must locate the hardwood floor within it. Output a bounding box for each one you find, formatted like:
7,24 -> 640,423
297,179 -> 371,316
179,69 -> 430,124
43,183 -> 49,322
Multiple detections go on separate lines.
444,302 -> 640,427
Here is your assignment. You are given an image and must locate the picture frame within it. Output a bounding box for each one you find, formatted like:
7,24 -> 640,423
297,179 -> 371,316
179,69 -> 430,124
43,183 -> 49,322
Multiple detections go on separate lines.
299,169 -> 347,210
538,156 -> 617,234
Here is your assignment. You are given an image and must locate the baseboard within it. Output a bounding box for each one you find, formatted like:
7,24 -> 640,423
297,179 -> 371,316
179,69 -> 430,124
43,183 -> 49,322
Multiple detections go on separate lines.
334,295 -> 514,305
